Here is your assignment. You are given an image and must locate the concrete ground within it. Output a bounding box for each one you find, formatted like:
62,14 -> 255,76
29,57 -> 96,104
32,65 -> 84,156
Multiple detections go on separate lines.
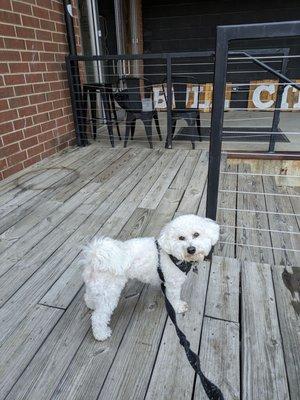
95,110 -> 300,153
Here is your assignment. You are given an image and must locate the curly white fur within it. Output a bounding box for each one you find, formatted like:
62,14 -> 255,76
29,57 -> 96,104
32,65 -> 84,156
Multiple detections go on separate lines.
81,214 -> 219,341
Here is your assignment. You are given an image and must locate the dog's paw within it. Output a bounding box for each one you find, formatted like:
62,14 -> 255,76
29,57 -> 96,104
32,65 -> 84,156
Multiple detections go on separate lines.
93,326 -> 112,341
175,301 -> 189,314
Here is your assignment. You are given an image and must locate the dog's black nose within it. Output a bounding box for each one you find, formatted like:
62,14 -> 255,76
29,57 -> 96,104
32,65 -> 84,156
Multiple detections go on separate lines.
187,246 -> 196,255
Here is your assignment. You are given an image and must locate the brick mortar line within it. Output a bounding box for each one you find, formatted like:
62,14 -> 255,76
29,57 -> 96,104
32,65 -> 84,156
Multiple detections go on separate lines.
2,130 -> 75,154
0,33 -> 81,45
0,117 -> 73,134
0,100 -> 72,113
0,91 -> 72,108
2,120 -> 74,139
2,137 -> 76,171
1,109 -> 73,124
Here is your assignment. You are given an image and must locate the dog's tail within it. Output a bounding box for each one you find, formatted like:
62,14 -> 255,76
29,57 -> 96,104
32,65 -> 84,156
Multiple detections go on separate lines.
81,236 -> 128,276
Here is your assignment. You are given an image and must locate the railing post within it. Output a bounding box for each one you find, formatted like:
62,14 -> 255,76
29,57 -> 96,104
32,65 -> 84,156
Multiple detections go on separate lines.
206,28 -> 229,221
165,55 -> 173,149
268,56 -> 288,152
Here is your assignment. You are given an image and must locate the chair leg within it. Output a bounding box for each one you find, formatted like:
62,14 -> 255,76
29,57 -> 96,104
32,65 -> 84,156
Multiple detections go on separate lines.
153,111 -> 162,141
131,119 -> 136,140
187,118 -> 196,149
141,118 -> 153,149
124,114 -> 133,148
171,117 -> 177,137
102,91 -> 114,148
110,91 -> 121,140
196,112 -> 201,142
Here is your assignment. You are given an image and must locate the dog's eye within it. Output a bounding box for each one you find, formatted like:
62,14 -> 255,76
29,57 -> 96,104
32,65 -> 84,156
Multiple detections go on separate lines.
178,236 -> 185,241
193,232 -> 199,238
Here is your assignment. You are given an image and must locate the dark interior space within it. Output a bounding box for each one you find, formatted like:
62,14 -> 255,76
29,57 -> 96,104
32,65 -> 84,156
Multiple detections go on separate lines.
142,0 -> 300,79
142,0 -> 300,53
78,1 -> 300,111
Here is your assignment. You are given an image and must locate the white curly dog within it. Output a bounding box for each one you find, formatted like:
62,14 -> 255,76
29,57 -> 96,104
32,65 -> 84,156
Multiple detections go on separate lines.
81,214 -> 219,341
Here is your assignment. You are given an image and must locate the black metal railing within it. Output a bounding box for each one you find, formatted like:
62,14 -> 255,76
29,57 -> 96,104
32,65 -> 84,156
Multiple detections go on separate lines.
66,51 -> 215,148
206,20 -> 300,222
66,44 -> 299,151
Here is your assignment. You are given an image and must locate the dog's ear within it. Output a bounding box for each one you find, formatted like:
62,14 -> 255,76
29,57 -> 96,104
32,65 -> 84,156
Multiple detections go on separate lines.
203,218 -> 220,245
157,225 -> 171,253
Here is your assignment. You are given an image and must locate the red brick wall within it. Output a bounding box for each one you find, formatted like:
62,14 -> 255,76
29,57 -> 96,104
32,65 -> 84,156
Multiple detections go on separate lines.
0,0 -> 82,180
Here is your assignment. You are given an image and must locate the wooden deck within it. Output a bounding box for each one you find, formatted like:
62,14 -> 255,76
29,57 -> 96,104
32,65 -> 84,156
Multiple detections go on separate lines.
0,144 -> 299,400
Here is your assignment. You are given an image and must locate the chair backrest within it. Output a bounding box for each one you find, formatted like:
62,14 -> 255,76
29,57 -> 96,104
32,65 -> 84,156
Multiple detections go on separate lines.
117,77 -> 152,112
168,75 -> 199,111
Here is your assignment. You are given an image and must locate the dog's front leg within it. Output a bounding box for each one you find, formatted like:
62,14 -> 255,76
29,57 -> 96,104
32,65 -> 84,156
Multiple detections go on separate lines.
165,282 -> 188,314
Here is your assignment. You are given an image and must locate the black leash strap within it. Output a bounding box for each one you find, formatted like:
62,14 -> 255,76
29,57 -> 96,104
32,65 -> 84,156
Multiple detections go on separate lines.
155,240 -> 225,400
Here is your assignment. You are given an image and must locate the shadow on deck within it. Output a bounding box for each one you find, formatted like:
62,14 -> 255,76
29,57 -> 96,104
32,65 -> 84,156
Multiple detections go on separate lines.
0,144 -> 299,399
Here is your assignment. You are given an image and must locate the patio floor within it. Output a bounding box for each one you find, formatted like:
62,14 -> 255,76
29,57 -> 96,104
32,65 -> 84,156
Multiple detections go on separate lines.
95,110 -> 300,154
0,144 -> 299,400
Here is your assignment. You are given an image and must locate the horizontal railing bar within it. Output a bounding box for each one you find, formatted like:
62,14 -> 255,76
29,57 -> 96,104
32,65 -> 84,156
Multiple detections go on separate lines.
219,207 -> 300,216
241,51 -> 300,91
219,240 -> 300,252
67,51 -> 215,61
221,151 -> 300,158
219,189 -> 300,197
228,54 -> 300,60
221,171 -> 300,178
220,224 -> 300,235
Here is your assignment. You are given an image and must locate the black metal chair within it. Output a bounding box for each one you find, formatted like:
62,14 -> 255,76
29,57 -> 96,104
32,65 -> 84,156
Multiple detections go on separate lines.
82,83 -> 121,147
164,76 -> 201,149
114,77 -> 162,149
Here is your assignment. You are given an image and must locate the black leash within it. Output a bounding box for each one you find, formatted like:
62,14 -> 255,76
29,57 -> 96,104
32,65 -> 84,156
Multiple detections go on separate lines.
155,240 -> 225,400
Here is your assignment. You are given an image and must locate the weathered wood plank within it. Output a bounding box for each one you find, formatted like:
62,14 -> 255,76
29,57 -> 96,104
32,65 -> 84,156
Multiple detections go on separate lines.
0,149 -> 128,265
52,148 -> 129,202
287,187 -> 300,228
0,151 -> 164,342
242,261 -> 289,400
195,317 -> 240,400
97,283 -> 166,400
215,163 -> 237,258
0,145 -> 95,193
197,180 -> 207,217
0,150 -> 153,302
263,176 -> 300,266
0,199 -> 59,254
145,261 -> 210,400
236,164 -> 274,264
176,151 -> 208,216
205,256 -> 240,323
0,170 -> 72,220
0,147 -> 100,215
0,148 -> 116,236
139,150 -> 187,210
117,207 -> 154,241
0,210 -> 89,306
143,188 -> 184,237
0,305 -> 63,399
50,280 -> 144,400
98,152 -> 177,237
83,149 -> 172,209
5,288 -> 90,400
169,151 -> 200,189
272,265 -> 300,400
